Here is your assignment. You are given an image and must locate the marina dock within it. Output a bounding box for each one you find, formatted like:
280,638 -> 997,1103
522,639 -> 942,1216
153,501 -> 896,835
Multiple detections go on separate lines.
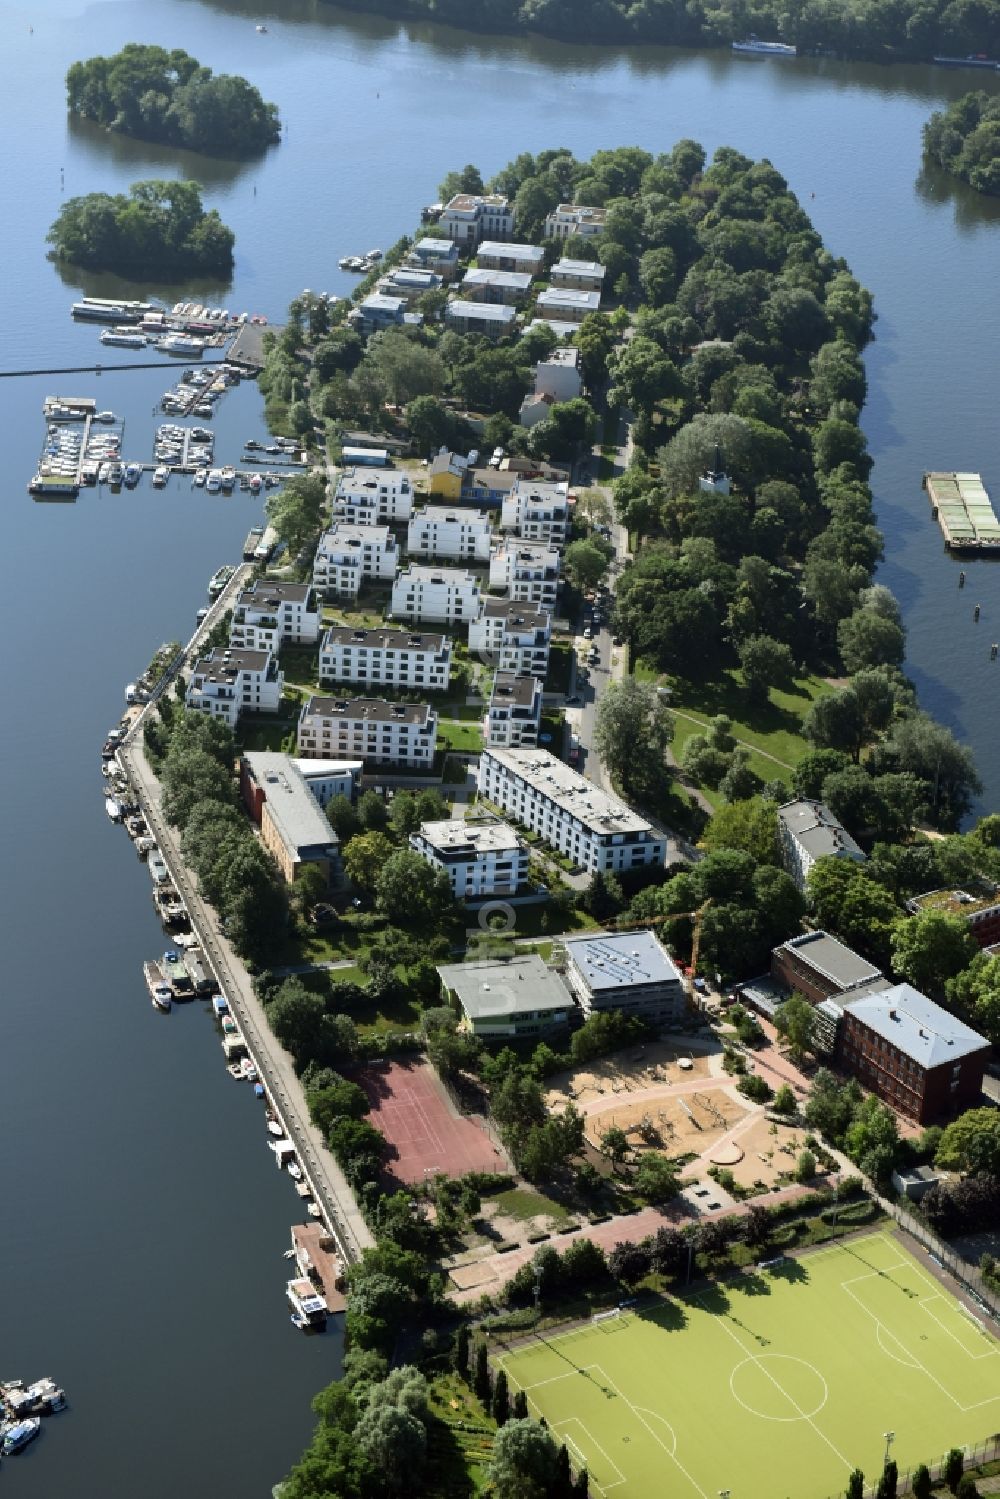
924,471 -> 1000,551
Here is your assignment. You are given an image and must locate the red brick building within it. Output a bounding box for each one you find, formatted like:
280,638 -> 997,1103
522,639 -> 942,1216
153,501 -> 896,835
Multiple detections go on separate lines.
906,886 -> 1000,950
839,983 -> 989,1125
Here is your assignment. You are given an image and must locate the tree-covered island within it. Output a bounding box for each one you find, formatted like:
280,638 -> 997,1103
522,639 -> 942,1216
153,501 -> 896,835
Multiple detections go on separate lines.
924,92 -> 1000,196
47,179 -> 235,279
66,44 -> 280,158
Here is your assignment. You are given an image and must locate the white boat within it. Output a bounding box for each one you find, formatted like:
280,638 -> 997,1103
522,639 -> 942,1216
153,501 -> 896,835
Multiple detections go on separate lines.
287,1161 -> 303,1181
107,462 -> 123,486
307,1201 -> 322,1219
266,1119 -> 284,1137
227,1062 -> 246,1080
2,1417 -> 41,1454
148,849 -> 169,884
105,796 -> 123,822
219,465 -> 236,491
152,465 -> 169,487
194,467 -> 208,487
144,960 -> 172,1012
732,37 -> 797,55
100,328 -> 146,348
206,469 -> 222,493
94,410 -> 115,423
159,332 -> 205,356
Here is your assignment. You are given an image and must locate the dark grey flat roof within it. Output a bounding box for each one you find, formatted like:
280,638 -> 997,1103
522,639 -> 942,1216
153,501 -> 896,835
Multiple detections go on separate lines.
776,931 -> 882,991
322,626 -> 446,653
491,672 -> 540,708
438,955 -> 571,1020
301,694 -> 433,726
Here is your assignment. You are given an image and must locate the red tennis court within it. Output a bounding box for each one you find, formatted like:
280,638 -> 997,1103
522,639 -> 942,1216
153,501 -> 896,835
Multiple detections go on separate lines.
358,1057 -> 503,1183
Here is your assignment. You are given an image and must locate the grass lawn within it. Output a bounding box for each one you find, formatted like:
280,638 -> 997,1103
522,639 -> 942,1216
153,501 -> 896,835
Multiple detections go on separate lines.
439,718 -> 485,753
501,1232 -> 1000,1499
662,666 -> 831,771
493,1187 -> 574,1226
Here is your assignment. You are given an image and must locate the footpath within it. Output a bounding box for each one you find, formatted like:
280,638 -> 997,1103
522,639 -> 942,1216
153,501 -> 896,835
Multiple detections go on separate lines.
118,573 -> 373,1266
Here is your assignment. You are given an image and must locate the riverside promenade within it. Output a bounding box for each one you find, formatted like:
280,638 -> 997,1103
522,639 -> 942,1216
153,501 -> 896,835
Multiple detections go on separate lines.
118,567 -> 374,1266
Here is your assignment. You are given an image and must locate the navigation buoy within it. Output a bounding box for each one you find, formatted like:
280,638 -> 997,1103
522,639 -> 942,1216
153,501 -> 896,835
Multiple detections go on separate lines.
975,604 -> 981,621
992,643 -> 998,660
959,570 -> 966,587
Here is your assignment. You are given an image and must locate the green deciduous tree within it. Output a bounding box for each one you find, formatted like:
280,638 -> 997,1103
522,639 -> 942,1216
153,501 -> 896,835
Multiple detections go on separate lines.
935,1108 -> 1000,1177
489,1418 -> 560,1499
593,677 -> 674,797
343,832 -> 394,892
890,910 -> 978,995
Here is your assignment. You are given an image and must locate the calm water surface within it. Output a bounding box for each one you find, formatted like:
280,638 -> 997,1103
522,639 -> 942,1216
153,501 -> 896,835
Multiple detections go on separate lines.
2,2 -> 999,1494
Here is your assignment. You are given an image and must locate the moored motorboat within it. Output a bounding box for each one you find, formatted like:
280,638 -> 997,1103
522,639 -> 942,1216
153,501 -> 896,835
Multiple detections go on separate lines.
2,1417 -> 41,1454
143,960 -> 172,1012
105,796 -> 123,822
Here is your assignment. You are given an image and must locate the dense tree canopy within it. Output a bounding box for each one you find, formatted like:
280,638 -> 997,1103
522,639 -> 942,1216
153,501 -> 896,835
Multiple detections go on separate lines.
67,45 -> 280,156
925,92 -> 1000,197
47,179 -> 234,278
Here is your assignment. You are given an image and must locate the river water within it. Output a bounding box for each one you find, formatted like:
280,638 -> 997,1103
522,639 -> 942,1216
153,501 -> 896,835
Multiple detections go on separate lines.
1,1 -> 999,1493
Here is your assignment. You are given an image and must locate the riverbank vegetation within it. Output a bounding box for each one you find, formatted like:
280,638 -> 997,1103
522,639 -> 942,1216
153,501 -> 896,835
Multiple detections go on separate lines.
924,93 -> 1000,196
66,44 -> 280,157
47,178 -> 235,279
324,0 -> 1000,64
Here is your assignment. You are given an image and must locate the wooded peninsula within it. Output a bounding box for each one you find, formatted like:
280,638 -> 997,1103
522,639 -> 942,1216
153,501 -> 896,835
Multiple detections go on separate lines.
47,179 -> 235,279
324,0 -> 1000,63
66,44 -> 280,158
924,93 -> 1000,196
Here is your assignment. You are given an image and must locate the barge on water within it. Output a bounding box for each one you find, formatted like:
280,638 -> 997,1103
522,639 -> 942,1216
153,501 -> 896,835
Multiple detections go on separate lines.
923,471 -> 1000,551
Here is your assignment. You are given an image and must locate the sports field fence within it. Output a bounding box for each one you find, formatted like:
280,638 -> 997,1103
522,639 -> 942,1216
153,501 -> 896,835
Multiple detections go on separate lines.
885,1202 -> 1000,1322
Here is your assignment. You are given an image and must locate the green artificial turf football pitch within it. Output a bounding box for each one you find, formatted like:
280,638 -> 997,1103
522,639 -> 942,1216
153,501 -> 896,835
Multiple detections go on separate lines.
499,1233 -> 1000,1499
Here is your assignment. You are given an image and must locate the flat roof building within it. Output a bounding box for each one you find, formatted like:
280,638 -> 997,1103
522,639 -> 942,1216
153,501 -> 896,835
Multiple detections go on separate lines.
240,753 -> 341,886
297,695 -> 438,770
563,930 -> 686,1025
411,818 -> 529,901
771,931 -> 888,1007
485,671 -> 542,749
437,954 -> 573,1039
478,746 -> 666,876
550,258 -> 606,293
477,241 -> 546,274
544,204 -> 607,240
445,299 -> 518,339
906,885 -> 1000,949
536,287 -> 602,323
460,268 -> 533,305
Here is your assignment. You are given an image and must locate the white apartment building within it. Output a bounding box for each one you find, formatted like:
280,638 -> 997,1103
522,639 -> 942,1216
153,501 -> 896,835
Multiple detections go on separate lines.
468,598 -> 551,678
319,626 -> 452,693
291,758 -> 363,806
500,478 -> 570,544
518,347 -> 584,428
485,672 -> 542,749
477,241 -> 546,275
777,798 -> 866,892
313,523 -> 398,599
298,695 -> 438,769
410,818 -> 529,900
489,540 -> 561,610
229,580 -> 320,654
562,931 -> 686,1024
407,504 -> 492,564
439,193 -> 515,246
186,647 -> 284,729
332,466 -> 415,526
478,747 -> 667,876
543,204 -> 607,240
390,564 -> 482,626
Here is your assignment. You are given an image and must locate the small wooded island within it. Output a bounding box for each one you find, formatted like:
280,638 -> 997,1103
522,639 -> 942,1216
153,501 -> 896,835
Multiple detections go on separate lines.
66,43 -> 280,158
47,179 -> 235,280
924,92 -> 1000,196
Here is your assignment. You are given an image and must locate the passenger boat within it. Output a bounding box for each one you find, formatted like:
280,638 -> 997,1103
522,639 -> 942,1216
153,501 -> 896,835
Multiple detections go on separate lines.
243,524 -> 265,560
71,296 -> 157,323
28,473 -> 79,498
219,465 -> 236,491
105,796 -> 123,822
2,1418 -> 41,1454
732,36 -> 797,54
933,52 -> 1000,67
159,332 -> 205,356
107,462 -> 124,486
205,468 -> 222,493
287,1276 -> 327,1331
152,465 -> 170,487
208,563 -> 235,598
148,849 -> 169,884
100,328 -> 146,348
143,960 -> 172,1012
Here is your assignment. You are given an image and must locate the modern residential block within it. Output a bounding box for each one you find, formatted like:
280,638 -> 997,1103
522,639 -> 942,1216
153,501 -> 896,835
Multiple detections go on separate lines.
229,580 -> 320,653
500,477 -> 570,543
550,258 -> 606,294
332,466 -> 415,526
410,818 -> 529,900
476,241 -> 546,275
407,504 -> 492,563
489,540 -> 561,609
186,647 -> 283,729
519,347 -> 583,427
543,203 -> 607,240
444,300 -> 518,339
468,598 -> 552,678
485,672 -> 542,749
297,695 -> 438,769
459,267 -> 533,305
478,746 -> 667,875
438,193 -> 515,246
312,523 -> 398,599
535,287 -> 602,323
319,626 -> 451,694
407,237 -> 461,279
390,564 -> 482,626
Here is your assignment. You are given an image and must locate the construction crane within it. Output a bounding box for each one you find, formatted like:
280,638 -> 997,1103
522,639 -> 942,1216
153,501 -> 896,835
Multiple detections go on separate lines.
607,899 -> 712,1011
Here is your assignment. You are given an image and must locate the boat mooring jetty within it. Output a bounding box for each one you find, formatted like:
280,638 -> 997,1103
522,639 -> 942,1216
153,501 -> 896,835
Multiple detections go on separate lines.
924,471 -> 1000,551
